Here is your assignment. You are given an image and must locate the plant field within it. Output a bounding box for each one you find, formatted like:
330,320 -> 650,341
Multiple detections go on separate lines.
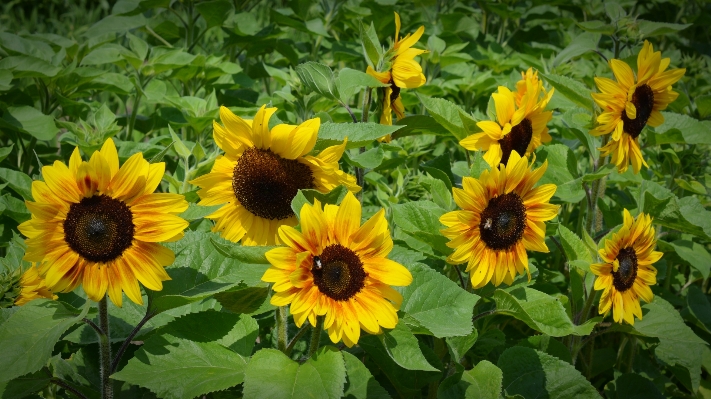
1,0 -> 710,398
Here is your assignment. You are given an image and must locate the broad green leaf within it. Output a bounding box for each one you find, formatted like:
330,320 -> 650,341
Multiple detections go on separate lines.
398,263 -> 480,338
342,351 -> 391,399
380,323 -> 438,371
696,94 -> 711,119
516,335 -> 572,364
0,55 -> 61,78
634,180 -> 711,240
149,50 -> 197,74
1,106 -> 58,141
553,32 -> 601,67
614,373 -> 665,399
112,333 -> 247,399
576,20 -> 615,35
179,203 -> 221,221
360,21 -> 383,68
469,151 -> 491,178
80,43 -> 134,66
215,287 -> 271,315
126,32 -> 148,61
195,0 -> 233,28
561,108 -> 599,159
148,231 -> 270,314
0,369 -> 51,399
438,360 -> 503,399
394,115 -> 450,138
0,300 -> 90,383
685,286 -> 711,334
84,14 -> 147,37
558,225 -> 592,263
582,163 -> 615,182
429,179 -> 453,211
535,144 -> 585,203
314,122 -> 402,150
419,96 -> 468,140
242,347 -> 346,399
0,194 -> 30,223
391,201 -> 451,255
667,240 -> 711,279
637,20 -> 692,37
445,329 -> 478,363
290,186 -> 349,218
0,69 -> 12,91
159,311 -> 259,357
0,168 -> 33,200
168,125 -> 192,159
540,73 -> 593,112
295,62 -> 340,101
674,178 -> 707,195
336,68 -> 388,104
421,153 -> 454,190
647,112 -> 711,145
347,147 -> 385,169
498,347 -> 601,399
493,287 -> 599,336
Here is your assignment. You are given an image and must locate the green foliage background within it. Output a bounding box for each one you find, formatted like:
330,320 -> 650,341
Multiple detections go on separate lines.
1,0 -> 711,398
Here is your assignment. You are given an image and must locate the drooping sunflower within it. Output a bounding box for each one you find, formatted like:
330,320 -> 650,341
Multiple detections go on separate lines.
366,12 -> 426,139
191,105 -> 359,246
262,192 -> 412,347
440,152 -> 559,288
460,81 -> 554,167
19,138 -> 189,307
591,210 -> 661,325
590,40 -> 685,174
15,266 -> 57,306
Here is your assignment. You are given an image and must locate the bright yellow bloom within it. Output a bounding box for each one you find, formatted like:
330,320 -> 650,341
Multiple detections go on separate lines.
590,40 -> 685,174
591,210 -> 661,325
19,138 -> 188,307
366,12 -> 426,139
191,106 -> 359,246
460,79 -> 554,167
262,192 -> 412,347
515,67 -> 540,107
440,152 -> 559,288
15,266 -> 57,306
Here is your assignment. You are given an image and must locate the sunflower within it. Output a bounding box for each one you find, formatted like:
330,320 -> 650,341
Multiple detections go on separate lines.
15,266 -> 57,306
18,138 -> 188,307
440,152 -> 559,288
262,192 -> 412,347
460,81 -> 554,167
366,12 -> 426,140
590,40 -> 685,174
191,106 -> 359,246
591,210 -> 661,325
515,67 -> 540,107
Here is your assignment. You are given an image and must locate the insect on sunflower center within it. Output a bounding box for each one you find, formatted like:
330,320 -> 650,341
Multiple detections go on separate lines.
232,147 -> 315,221
499,118 -> 533,165
479,192 -> 527,251
622,84 -> 654,139
63,195 -> 134,263
612,247 -> 638,292
312,244 -> 366,301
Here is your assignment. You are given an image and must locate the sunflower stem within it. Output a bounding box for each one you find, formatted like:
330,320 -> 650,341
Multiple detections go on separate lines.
276,306 -> 289,353
307,316 -> 324,359
97,296 -> 113,399
285,323 -> 311,356
361,87 -> 372,123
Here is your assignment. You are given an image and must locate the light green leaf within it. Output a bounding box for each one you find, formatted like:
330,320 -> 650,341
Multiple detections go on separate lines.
290,186 -> 349,218
0,55 -> 61,78
342,351 -> 391,399
399,263 -> 480,338
696,94 -> 711,119
540,73 -> 593,112
296,62 -> 340,101
558,225 -> 592,263
215,287 -> 271,316
667,240 -> 711,279
553,32 -> 601,67
148,231 -> 270,314
347,147 -> 385,169
1,106 -> 58,141
647,112 -> 711,145
445,329 -> 478,363
168,125 -> 192,159
576,20 -> 616,35
536,144 -> 585,203
637,20 -> 692,37
0,168 -> 33,200
391,201 -> 451,255
360,22 -> 383,68
0,70 -> 12,91
419,96 -> 468,140
439,360 -> 503,399
179,203 -> 221,221
0,300 -> 90,383
493,287 -> 599,337
242,347 -> 346,399
112,333 -> 247,399
315,122 -> 402,150
84,14 -> 147,37
380,323 -> 438,371
393,115 -> 450,138
195,0 -> 233,28
336,68 -> 388,104
429,179 -> 453,211
635,180 -> 711,240
498,347 -> 601,399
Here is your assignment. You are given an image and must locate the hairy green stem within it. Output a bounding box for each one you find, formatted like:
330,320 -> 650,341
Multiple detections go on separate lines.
307,316 -> 324,358
276,306 -> 289,353
98,296 -> 113,399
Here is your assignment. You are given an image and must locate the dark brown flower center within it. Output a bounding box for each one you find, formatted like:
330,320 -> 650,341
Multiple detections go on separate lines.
388,77 -> 401,103
312,244 -> 366,301
621,84 -> 654,139
232,147 -> 314,220
64,195 -> 134,263
499,118 -> 532,166
612,247 -> 638,292
479,192 -> 527,251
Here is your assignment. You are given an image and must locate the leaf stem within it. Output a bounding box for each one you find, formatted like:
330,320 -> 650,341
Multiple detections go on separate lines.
453,264 -> 467,290
276,306 -> 289,353
97,296 -> 113,399
307,316 -> 324,359
361,87 -> 372,123
472,309 -> 498,323
50,378 -> 89,399
111,308 -> 155,373
285,323 -> 311,356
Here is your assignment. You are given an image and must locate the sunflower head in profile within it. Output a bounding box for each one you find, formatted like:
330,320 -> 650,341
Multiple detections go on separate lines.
191,106 -> 359,246
14,266 -> 57,306
440,152 -> 559,288
366,12 -> 426,140
590,40 -> 686,174
262,192 -> 412,347
19,138 -> 189,307
460,80 -> 554,167
591,210 -> 661,325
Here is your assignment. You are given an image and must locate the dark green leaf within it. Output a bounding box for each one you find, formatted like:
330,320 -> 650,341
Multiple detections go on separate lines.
1,106 -> 58,141
0,168 -> 33,200
342,351 -> 391,399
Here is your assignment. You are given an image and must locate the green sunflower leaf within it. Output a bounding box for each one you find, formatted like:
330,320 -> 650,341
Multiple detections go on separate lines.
646,112 -> 711,145
418,95 -> 469,140
637,20 -> 692,37
539,73 -> 594,112
493,287 -> 600,337
438,360 -> 503,399
0,300 -> 91,384
242,347 -> 346,399
314,122 -> 402,151
498,347 -> 601,399
380,322 -> 438,371
0,166 -> 34,200
148,231 -> 271,314
0,105 -> 59,141
296,61 -> 340,102
535,144 -> 585,204
342,351 -> 391,399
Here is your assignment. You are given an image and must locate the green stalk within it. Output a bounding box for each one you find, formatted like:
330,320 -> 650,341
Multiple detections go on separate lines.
98,296 -> 113,399
276,306 -> 289,353
307,316 -> 324,359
